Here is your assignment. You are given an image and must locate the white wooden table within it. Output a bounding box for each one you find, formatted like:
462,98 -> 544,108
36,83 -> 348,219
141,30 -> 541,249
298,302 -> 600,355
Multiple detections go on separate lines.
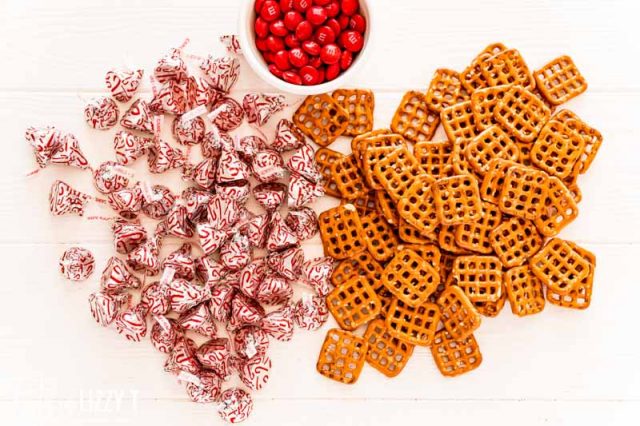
1,0 -> 640,424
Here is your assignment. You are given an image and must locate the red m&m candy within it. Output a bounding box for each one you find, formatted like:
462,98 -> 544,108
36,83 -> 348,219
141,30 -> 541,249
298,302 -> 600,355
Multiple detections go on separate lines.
341,0 -> 359,16
284,11 -> 303,30
293,0 -> 310,12
302,40 -> 321,56
285,34 -> 301,48
299,65 -> 319,85
325,1 -> 340,17
260,1 -> 281,22
266,35 -> 285,52
295,21 -> 314,40
349,13 -> 366,32
280,0 -> 294,12
339,30 -> 363,52
326,63 -> 341,80
289,48 -> 309,67
255,17 -> 270,38
320,43 -> 341,64
315,26 -> 336,45
270,20 -> 288,37
306,6 -> 328,26
283,71 -> 303,85
273,50 -> 291,70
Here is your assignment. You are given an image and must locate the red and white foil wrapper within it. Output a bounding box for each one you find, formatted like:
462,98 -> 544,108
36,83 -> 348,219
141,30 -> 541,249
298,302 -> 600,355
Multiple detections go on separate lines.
253,183 -> 287,212
112,218 -> 147,254
59,247 -> 95,281
233,326 -> 269,359
182,187 -> 211,223
217,388 -> 253,424
147,140 -> 185,174
186,371 -> 222,403
114,303 -> 148,342
202,128 -> 230,159
150,316 -> 179,353
168,279 -> 211,313
120,99 -> 155,134
238,259 -> 267,299
93,161 -> 130,194
182,158 -> 216,190
220,233 -> 252,272
165,335 -> 201,375
216,146 -> 250,183
127,235 -> 161,276
220,35 -> 242,55
195,255 -> 225,286
173,115 -> 205,145
107,185 -> 144,219
300,256 -> 335,297
271,119 -> 305,152
288,172 -> 325,208
159,202 -> 194,239
105,68 -> 144,103
200,56 -> 240,93
286,143 -> 322,183
88,291 -> 130,327
266,211 -> 298,252
267,246 -> 304,281
197,223 -> 229,256
208,97 -> 245,132
229,293 -> 265,330
142,184 -> 175,219
141,282 -> 170,316
150,80 -> 186,115
250,150 -> 286,183
243,93 -> 285,127
256,273 -> 293,305
101,256 -> 141,294
49,180 -> 90,216
155,47 -> 188,84
239,213 -> 269,249
113,130 -> 153,165
207,194 -> 241,230
162,243 -> 196,280
186,76 -> 220,109
84,96 -> 119,130
209,284 -> 235,322
197,338 -> 232,380
294,294 -> 329,331
239,354 -> 271,391
261,304 -> 295,341
235,136 -> 266,161
50,132 -> 91,170
178,302 -> 217,338
25,126 -> 60,169
215,181 -> 251,204
285,207 -> 319,241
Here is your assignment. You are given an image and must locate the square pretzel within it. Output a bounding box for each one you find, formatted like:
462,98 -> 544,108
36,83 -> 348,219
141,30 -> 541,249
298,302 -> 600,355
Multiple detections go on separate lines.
450,139 -> 475,175
374,147 -> 425,203
375,190 -> 399,226
453,255 -> 503,303
464,125 -> 520,175
516,141 -> 533,167
480,48 -> 535,90
414,140 -> 454,178
319,205 -> 366,260
455,201 -> 502,254
437,285 -> 481,340
529,238 -> 590,295
490,217 -> 543,268
439,224 -> 470,254
331,250 -> 383,288
360,211 -> 400,262
546,241 -> 595,310
398,219 -> 435,244
431,330 -> 482,377
364,319 -> 415,377
531,119 -> 585,179
341,191 -> 377,217
401,243 -> 441,271
326,275 -> 381,331
332,89 -> 375,136
315,147 -> 344,198
424,68 -> 469,113
433,174 -> 483,225
316,328 -> 367,384
534,56 -> 588,106
553,110 -> 602,174
350,128 -> 392,155
360,136 -> 406,189
397,175 -> 439,235
534,176 -> 579,237
461,42 -> 508,93
473,286 -> 507,318
293,94 -> 349,147
494,85 -> 551,143
499,165 -> 549,219
390,91 -> 440,142
385,299 -> 441,346
441,100 -> 480,144
470,84 -> 513,131
331,154 -> 368,200
382,249 -> 440,306
504,265 -> 546,316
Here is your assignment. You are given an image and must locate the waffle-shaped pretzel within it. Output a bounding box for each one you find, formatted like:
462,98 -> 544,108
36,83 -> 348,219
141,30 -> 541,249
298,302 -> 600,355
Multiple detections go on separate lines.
374,147 -> 425,203
531,119 -> 585,179
332,89 -> 375,136
431,330 -> 482,377
293,94 -> 348,147
326,275 -> 381,331
360,211 -> 399,262
553,110 -> 602,175
534,176 -> 579,237
453,255 -> 503,303
473,285 -> 507,318
490,217 -> 543,268
319,204 -> 366,260
465,125 -> 520,175
461,42 -> 508,93
530,238 -> 590,295
451,139 -> 475,175
470,84 -> 513,131
399,219 -> 435,244
437,285 -> 481,340
546,241 -> 595,309
397,175 -> 439,235
455,201 -> 502,254
375,190 -> 399,226
499,165 -> 549,219
316,328 -> 368,384
361,136 -> 406,189
390,91 -> 439,142
331,250 -> 383,287
441,101 -> 480,144
414,140 -> 454,178
439,225 -> 470,254
364,319 -> 414,377
534,56 -> 587,106
433,174 -> 483,225
504,265 -> 546,316
494,85 -> 550,143
480,48 -> 535,90
425,68 -> 469,113
315,147 -> 344,198
331,154 -> 368,200
401,243 -> 441,271
439,253 -> 457,283
516,141 -> 533,167
341,191 -> 377,217
382,249 -> 440,306
355,133 -> 405,162
351,128 -> 392,154
386,299 -> 441,346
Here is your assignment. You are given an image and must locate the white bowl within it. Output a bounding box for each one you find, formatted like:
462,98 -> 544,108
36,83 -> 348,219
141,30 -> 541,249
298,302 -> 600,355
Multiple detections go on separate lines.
238,0 -> 373,95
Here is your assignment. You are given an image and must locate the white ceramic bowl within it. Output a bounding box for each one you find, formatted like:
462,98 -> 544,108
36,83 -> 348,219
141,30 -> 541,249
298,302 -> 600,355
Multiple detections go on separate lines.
238,0 -> 373,95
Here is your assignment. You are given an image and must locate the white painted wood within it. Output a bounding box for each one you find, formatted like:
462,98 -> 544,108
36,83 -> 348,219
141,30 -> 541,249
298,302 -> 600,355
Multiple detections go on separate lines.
1,0 -> 639,425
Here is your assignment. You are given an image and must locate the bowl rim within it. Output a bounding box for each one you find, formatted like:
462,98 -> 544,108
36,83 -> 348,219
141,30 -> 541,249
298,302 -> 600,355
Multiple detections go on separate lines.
237,0 -> 374,95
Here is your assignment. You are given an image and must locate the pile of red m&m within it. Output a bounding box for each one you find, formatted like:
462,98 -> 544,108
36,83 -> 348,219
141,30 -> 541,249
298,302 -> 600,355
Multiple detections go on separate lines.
254,0 -> 367,85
